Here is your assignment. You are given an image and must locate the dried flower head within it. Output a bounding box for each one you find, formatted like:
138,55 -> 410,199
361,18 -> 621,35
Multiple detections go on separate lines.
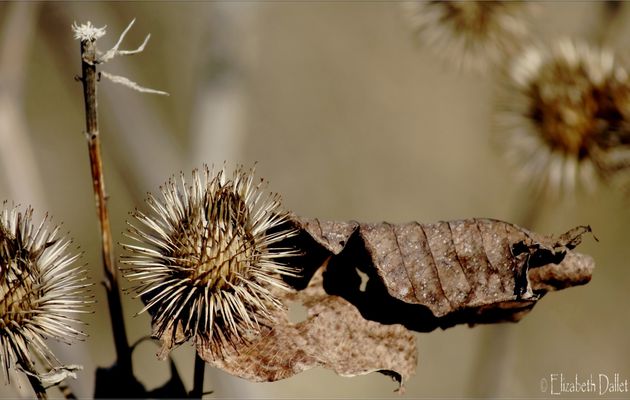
496,39 -> 630,195
122,166 -> 297,353
71,21 -> 106,42
0,204 -> 91,383
403,1 -> 531,72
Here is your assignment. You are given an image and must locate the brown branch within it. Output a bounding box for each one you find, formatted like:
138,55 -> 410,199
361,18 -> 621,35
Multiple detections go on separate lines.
77,30 -> 131,373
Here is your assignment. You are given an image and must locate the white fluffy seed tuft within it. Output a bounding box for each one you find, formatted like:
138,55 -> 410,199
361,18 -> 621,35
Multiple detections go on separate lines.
71,21 -> 106,42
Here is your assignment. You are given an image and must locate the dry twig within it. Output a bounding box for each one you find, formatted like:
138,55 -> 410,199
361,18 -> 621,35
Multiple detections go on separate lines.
74,21 -> 133,376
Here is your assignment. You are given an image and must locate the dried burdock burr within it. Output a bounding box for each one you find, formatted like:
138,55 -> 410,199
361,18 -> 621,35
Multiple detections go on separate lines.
403,1 -> 532,72
497,39 -> 630,196
122,166 -> 297,355
0,203 -> 91,396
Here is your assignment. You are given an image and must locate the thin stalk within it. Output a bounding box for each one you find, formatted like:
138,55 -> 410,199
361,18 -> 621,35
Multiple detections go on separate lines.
190,352 -> 206,398
467,187 -> 544,396
77,34 -> 131,373
513,188 -> 545,230
31,350 -> 77,399
57,380 -> 76,399
21,362 -> 47,400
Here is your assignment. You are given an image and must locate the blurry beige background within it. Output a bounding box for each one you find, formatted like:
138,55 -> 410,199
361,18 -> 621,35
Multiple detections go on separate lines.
1,2 -> 629,398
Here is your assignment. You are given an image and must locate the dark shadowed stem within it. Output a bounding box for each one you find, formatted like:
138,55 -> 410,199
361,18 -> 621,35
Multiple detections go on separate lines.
31,351 -> 77,399
190,352 -> 206,398
77,37 -> 131,373
58,380 -> 77,399
21,362 -> 47,400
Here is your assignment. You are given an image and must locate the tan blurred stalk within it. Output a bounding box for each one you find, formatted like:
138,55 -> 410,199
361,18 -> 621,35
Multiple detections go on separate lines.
190,4 -> 258,167
0,2 -> 46,210
0,3 -> 88,398
0,4 -> 43,398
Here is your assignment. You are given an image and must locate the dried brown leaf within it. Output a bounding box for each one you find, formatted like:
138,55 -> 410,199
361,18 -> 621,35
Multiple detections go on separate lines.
156,265 -> 416,389
288,217 -> 594,327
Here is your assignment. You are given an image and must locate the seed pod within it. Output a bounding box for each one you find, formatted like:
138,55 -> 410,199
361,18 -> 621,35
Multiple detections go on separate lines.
122,166 -> 298,355
497,39 -> 630,195
0,203 -> 91,385
403,1 -> 533,72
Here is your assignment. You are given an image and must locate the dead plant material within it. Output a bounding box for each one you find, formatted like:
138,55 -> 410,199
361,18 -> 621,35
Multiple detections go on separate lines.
154,216 -> 594,390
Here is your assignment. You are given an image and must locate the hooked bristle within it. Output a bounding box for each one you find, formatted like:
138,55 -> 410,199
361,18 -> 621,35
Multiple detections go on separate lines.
0,203 -> 92,384
121,166 -> 297,354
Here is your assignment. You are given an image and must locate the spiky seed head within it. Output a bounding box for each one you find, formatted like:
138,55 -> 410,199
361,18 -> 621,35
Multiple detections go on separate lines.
0,203 -> 91,383
497,39 -> 630,196
122,166 -> 297,353
403,1 -> 532,72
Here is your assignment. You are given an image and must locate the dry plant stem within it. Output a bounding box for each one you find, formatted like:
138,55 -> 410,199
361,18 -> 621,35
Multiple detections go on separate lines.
78,35 -> 131,372
57,380 -> 76,400
190,352 -> 206,398
31,350 -> 77,400
513,188 -> 545,230
21,362 -> 47,400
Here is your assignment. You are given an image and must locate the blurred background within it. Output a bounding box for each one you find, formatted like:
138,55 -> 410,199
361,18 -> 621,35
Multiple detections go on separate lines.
1,1 -> 629,398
